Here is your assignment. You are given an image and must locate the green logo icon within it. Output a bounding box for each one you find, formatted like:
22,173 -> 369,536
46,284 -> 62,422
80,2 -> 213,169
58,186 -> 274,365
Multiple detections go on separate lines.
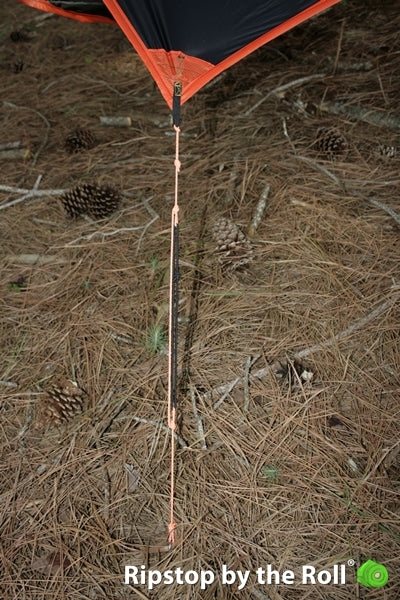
357,560 -> 388,588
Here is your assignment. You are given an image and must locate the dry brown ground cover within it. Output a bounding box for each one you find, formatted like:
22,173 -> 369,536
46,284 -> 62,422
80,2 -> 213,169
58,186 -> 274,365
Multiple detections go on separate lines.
0,1 -> 399,598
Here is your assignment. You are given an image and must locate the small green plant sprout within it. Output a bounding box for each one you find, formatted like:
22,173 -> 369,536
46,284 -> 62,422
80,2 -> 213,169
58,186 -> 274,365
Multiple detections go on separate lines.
149,256 -> 160,271
145,321 -> 167,355
7,275 -> 26,292
261,463 -> 279,483
148,256 -> 167,289
7,282 -> 22,292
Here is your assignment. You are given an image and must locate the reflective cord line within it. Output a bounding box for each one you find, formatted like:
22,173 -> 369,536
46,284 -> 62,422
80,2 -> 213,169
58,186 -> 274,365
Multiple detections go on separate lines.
168,123 -> 180,426
168,405 -> 177,546
167,116 -> 181,547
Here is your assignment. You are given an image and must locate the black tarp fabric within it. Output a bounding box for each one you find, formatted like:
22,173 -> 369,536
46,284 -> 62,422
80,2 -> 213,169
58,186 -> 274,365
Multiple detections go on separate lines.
47,0 -> 110,17
17,0 -> 341,106
112,0 -> 319,64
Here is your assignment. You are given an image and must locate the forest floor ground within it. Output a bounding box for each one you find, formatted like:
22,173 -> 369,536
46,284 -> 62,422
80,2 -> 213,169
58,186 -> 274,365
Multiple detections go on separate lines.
0,1 -> 399,598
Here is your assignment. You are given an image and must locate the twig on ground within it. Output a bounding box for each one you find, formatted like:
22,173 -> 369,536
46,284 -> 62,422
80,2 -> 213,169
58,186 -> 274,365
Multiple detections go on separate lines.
332,19 -> 345,76
245,73 -> 326,116
294,155 -> 400,226
320,100 -> 400,131
363,440 -> 400,484
3,101 -> 50,165
66,225 -> 146,246
334,61 -> 373,73
135,197 -> 159,257
190,386 -> 207,450
63,196 -> 158,250
33,174 -> 43,190
203,72 -> 227,91
110,332 -> 137,346
0,183 -> 67,211
97,388 -> 117,412
0,184 -> 65,197
6,253 -> 68,265
295,155 -> 343,187
382,441 -> 400,471
89,424 -> 113,524
212,376 -> 242,411
352,191 -> 400,228
32,217 -> 58,226
0,141 -> 23,151
284,118 -> 399,226
33,12 -> 54,23
284,294 -> 397,355
88,393 -> 128,444
0,140 -> 30,160
224,154 -> 240,203
208,292 -> 398,408
100,115 -> 132,127
17,404 -> 34,449
211,355 -> 261,410
282,117 -> 297,155
0,380 -> 18,388
249,183 -> 270,236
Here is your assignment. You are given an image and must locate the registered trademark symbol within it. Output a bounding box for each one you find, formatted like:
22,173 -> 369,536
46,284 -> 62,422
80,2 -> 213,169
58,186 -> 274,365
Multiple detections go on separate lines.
348,559 -> 355,567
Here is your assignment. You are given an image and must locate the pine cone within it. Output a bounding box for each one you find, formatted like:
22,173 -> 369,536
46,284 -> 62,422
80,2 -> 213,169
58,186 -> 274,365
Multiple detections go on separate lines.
378,144 -> 398,159
86,184 -> 121,219
210,217 -> 253,270
10,30 -> 31,43
60,185 -> 89,218
40,380 -> 86,427
314,127 -> 348,156
64,128 -> 97,153
61,183 -> 121,219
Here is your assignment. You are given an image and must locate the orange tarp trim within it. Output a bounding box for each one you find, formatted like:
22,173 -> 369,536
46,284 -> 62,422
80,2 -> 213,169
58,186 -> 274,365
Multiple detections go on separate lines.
145,51 -> 214,109
19,0 -> 340,109
18,0 -> 114,24
104,0 -> 340,108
